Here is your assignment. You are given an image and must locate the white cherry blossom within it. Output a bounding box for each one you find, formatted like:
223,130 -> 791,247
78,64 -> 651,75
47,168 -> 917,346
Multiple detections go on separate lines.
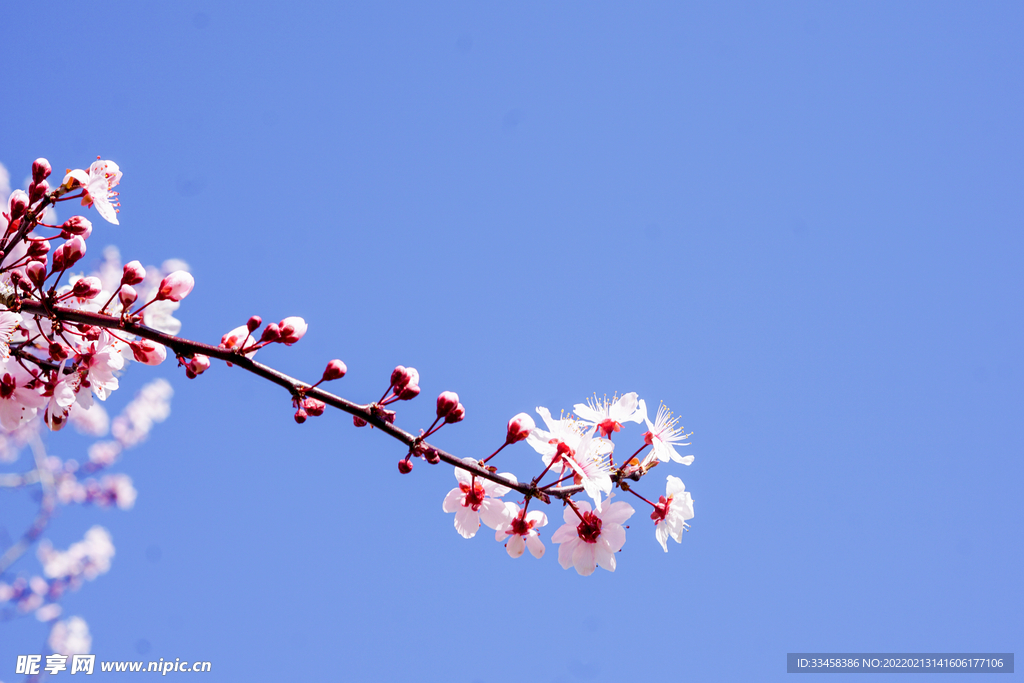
495,502 -> 547,559
574,392 -> 644,438
550,497 -> 634,576
442,458 -> 516,538
639,400 -> 694,466
651,475 -> 695,552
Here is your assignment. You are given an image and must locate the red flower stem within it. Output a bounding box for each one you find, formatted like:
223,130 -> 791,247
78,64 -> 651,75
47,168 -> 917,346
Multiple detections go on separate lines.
565,497 -> 586,522
541,473 -> 574,490
626,487 -> 658,508
481,442 -> 507,464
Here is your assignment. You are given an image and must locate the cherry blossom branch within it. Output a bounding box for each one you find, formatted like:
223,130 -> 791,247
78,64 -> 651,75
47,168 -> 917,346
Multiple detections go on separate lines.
12,299 -> 636,504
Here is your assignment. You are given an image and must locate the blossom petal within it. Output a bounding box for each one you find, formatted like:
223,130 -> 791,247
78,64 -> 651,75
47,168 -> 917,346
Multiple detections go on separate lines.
505,534 -> 525,558
557,537 -> 577,569
598,500 -> 635,526
442,488 -> 463,513
595,539 -> 617,572
453,508 -> 480,539
572,542 -> 598,576
600,522 -> 627,553
526,534 -> 545,559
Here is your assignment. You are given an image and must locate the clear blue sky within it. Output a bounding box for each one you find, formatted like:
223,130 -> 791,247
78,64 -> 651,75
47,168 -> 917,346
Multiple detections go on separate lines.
1,2 -> 1021,680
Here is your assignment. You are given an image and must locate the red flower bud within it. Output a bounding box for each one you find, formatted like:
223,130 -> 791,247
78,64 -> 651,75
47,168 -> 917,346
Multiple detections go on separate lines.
303,398 -> 325,416
505,412 -> 535,444
398,458 -> 413,474
29,180 -> 48,205
398,383 -> 420,401
32,158 -> 52,183
71,276 -> 102,300
259,323 -> 281,343
353,415 -> 368,427
277,316 -> 307,345
436,391 -> 459,419
246,315 -> 262,333
8,190 -> 29,220
445,403 -> 466,424
26,239 -> 50,259
294,407 -> 308,424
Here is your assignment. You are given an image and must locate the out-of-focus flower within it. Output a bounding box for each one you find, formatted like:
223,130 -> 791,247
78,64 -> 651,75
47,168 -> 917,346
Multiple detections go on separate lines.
49,616 -> 92,656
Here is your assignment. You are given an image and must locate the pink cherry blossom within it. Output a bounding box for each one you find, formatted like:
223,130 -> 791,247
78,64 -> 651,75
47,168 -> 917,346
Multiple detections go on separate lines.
0,310 -> 22,361
277,317 -> 307,345
574,392 -> 644,438
639,400 -> 694,466
550,497 -> 634,576
495,503 -> 547,559
505,412 -> 534,444
526,406 -> 612,477
441,458 -> 516,538
66,159 -> 122,225
559,429 -> 615,504
651,475 -> 695,552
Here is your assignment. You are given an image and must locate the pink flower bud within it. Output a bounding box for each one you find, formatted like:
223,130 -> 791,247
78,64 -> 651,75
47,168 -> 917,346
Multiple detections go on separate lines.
71,276 -> 102,300
444,402 -> 466,424
398,458 -> 413,474
8,190 -> 29,220
436,391 -> 460,419
61,216 -> 93,239
506,412 -> 536,444
26,239 -> 50,259
303,398 -> 325,416
29,180 -> 49,205
130,340 -> 167,365
26,262 -> 47,288
120,260 -> 145,286
322,359 -> 346,381
155,271 -> 194,302
294,407 -> 308,424
185,354 -> 211,379
424,448 -> 441,465
390,366 -> 420,390
52,236 -> 86,272
32,159 -> 52,183
398,383 -> 421,401
246,315 -> 262,333
353,415 -> 368,427
259,323 -> 280,343
277,316 -> 307,345
119,285 -> 138,308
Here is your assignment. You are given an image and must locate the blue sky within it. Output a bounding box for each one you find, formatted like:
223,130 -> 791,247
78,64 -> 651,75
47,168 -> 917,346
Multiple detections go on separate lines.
1,2 -> 1021,680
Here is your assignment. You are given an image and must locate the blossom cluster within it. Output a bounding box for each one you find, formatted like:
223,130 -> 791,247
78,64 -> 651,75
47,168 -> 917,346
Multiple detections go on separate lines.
1,156 -> 699,663
441,392 -> 696,575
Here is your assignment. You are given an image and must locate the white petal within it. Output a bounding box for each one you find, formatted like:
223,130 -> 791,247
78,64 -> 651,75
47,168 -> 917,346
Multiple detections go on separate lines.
550,523 -> 578,543
453,508 -> 480,539
479,499 -> 511,530
656,523 -> 670,552
505,534 -> 525,558
600,522 -> 627,553
526,534 -> 545,559
572,542 -> 598,576
595,538 -> 617,571
666,475 -> 687,497
598,500 -> 635,526
442,488 -> 464,513
557,537 -> 577,569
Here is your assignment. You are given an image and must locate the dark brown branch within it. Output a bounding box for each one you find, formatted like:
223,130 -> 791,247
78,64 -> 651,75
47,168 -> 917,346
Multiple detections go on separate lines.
12,299 -> 626,504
